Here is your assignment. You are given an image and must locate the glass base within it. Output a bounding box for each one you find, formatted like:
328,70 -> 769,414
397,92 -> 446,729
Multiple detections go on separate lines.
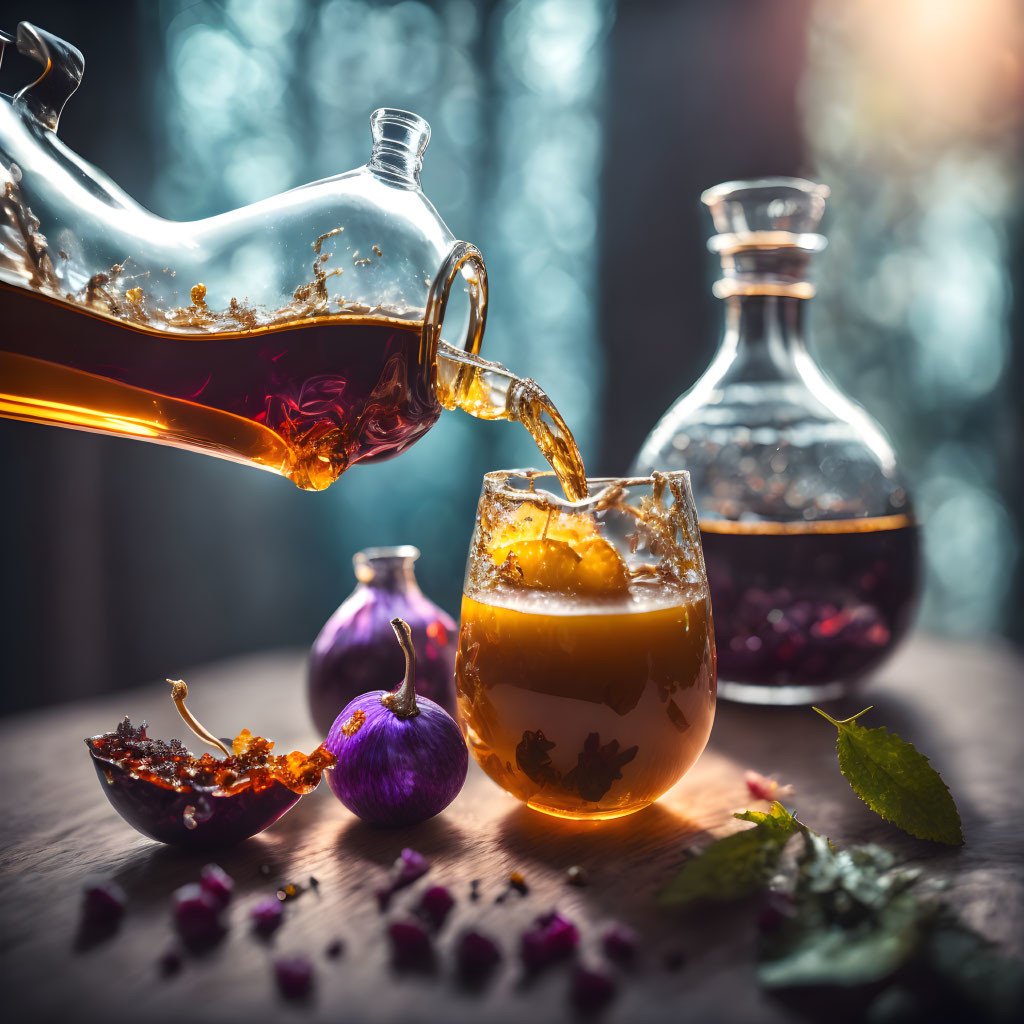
718,678 -> 847,706
524,798 -> 651,821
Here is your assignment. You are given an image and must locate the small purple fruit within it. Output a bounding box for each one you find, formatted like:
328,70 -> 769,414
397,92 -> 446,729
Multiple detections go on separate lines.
251,897 -> 284,935
199,863 -> 233,908
325,619 -> 468,827
521,911 -> 579,971
172,883 -> 224,947
274,955 -> 314,999
456,930 -> 501,984
571,965 -> 618,1012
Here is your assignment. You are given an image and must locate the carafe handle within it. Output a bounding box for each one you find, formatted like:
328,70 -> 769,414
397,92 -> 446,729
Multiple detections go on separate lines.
6,22 -> 84,132
423,239 -> 487,362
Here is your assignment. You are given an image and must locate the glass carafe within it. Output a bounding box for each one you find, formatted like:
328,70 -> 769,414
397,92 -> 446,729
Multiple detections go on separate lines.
633,178 -> 920,705
0,21 -> 582,494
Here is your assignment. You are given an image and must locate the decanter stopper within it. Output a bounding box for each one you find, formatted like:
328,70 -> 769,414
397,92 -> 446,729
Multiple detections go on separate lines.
702,177 -> 830,299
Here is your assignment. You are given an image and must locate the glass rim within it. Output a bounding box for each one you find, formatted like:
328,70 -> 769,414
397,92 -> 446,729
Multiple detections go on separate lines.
481,468 -> 692,507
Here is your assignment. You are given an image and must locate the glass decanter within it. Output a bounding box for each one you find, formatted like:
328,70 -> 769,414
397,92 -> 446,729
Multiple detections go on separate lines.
0,21 -> 585,496
633,178 -> 920,705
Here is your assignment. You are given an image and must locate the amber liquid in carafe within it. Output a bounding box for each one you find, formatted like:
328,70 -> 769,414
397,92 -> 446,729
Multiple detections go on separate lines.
0,282 -> 589,496
1,283 -> 441,490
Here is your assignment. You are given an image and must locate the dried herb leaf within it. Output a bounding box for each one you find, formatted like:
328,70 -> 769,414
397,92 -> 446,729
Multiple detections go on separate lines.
814,707 -> 963,846
759,832 -> 928,989
659,802 -> 803,906
759,832 -> 1024,1020
562,732 -> 638,802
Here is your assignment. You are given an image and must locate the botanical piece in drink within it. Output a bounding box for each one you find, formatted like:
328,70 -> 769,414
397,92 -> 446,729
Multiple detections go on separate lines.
456,470 -> 716,820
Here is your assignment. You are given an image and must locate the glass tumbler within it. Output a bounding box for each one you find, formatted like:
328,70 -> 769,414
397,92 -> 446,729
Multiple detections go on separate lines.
455,469 -> 716,820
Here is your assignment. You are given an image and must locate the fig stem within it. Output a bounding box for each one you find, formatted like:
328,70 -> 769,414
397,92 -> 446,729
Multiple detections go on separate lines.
167,679 -> 233,757
380,618 -> 420,720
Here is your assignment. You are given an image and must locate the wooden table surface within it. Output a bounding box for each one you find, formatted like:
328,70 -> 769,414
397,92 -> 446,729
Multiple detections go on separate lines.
1,633 -> 1022,1023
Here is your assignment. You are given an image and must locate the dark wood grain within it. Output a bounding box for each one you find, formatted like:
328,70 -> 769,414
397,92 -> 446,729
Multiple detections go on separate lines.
1,634 -> 1021,1023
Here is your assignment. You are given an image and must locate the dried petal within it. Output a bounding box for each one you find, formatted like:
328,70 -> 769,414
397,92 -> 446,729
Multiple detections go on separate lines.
274,955 -> 313,999
199,863 -> 233,908
601,923 -> 638,964
456,930 -> 501,984
745,770 -> 795,803
571,965 -> 617,1012
417,885 -> 455,929
388,919 -> 433,970
157,949 -> 183,977
394,848 -> 430,886
172,883 -> 224,947
377,848 -> 431,910
521,911 -> 579,971
81,880 -> 126,927
251,897 -> 284,935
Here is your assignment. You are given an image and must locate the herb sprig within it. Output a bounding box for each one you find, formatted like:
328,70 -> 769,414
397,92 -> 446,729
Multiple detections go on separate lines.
659,802 -> 803,906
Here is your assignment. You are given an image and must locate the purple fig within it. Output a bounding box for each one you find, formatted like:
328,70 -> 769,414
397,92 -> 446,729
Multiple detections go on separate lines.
325,618 -> 467,827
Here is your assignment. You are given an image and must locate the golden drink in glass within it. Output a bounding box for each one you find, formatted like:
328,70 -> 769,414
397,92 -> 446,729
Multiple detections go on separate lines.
456,470 -> 716,820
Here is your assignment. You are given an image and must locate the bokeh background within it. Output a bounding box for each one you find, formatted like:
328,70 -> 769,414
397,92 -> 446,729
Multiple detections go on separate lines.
1,0 -> 1021,712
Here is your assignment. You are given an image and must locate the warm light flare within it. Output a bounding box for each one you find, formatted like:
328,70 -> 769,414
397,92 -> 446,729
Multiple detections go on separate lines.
851,0 -> 1023,142
0,394 -> 162,437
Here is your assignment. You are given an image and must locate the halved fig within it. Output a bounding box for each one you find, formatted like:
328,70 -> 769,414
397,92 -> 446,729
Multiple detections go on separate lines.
86,680 -> 334,848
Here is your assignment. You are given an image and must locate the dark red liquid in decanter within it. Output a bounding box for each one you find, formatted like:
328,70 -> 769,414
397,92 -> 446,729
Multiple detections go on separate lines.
0,283 -> 439,490
700,516 -> 920,689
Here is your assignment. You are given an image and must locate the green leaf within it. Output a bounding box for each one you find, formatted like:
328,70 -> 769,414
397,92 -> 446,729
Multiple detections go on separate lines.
659,801 -> 803,906
814,707 -> 963,846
